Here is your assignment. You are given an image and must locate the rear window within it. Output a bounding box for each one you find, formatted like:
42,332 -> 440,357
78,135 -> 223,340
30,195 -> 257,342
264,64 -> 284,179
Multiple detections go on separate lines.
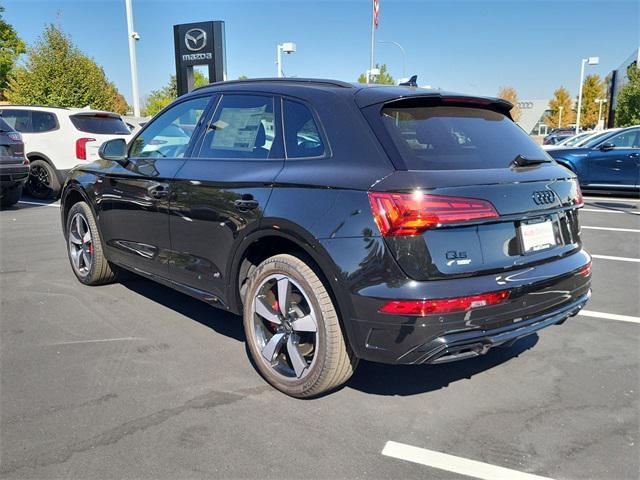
380,105 -> 547,170
0,117 -> 14,132
70,115 -> 130,134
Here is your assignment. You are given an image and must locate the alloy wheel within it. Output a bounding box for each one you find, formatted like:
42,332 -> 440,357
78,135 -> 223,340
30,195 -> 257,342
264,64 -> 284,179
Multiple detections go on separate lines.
251,274 -> 318,379
28,164 -> 51,196
68,212 -> 93,276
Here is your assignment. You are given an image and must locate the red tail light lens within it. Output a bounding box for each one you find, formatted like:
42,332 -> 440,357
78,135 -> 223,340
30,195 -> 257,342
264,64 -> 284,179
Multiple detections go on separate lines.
75,137 -> 96,160
575,182 -> 584,207
368,192 -> 499,236
7,132 -> 21,142
22,158 -> 29,166
380,290 -> 510,316
578,261 -> 592,277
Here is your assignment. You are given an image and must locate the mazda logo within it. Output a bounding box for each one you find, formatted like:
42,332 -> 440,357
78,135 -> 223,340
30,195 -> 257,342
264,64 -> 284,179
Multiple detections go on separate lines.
532,190 -> 556,205
185,28 -> 207,52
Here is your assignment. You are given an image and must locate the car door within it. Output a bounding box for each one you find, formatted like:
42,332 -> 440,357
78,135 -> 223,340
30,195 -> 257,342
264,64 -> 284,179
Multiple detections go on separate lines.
588,128 -> 640,187
169,93 -> 285,300
98,95 -> 213,279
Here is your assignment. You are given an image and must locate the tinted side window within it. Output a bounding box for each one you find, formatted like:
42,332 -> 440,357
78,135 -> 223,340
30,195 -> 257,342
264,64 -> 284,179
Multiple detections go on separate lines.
283,99 -> 325,158
1,110 -> 31,132
129,96 -> 211,158
608,129 -> 640,148
31,111 -> 58,132
198,95 -> 280,160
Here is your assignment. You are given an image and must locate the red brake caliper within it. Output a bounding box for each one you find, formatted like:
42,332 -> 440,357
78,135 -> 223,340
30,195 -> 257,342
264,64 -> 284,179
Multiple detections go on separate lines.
268,300 -> 280,332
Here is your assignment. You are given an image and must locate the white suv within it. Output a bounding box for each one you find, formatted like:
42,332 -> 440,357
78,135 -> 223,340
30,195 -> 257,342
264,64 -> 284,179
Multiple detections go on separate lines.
0,106 -> 131,199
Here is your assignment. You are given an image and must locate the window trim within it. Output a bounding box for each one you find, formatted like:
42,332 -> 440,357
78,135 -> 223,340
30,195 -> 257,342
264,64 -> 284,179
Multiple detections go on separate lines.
127,94 -> 215,160
0,109 -> 60,134
193,92 -> 285,162
280,96 -> 331,161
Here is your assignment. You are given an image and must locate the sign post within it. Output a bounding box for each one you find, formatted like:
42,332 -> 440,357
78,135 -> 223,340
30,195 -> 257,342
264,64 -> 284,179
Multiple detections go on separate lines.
173,21 -> 227,96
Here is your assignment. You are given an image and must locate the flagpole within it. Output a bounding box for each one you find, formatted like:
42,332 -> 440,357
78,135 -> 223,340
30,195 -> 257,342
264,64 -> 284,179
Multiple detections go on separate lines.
369,0 -> 375,84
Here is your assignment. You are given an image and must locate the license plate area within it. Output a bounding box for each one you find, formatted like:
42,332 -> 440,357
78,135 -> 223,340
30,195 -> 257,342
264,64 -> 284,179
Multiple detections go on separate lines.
519,217 -> 556,254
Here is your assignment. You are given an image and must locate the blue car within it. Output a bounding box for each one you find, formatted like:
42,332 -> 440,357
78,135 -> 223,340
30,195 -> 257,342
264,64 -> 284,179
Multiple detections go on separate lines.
547,126 -> 640,191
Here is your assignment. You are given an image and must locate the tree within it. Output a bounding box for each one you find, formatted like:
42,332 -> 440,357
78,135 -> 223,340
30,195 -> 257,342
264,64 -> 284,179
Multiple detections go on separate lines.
0,5 -> 25,98
113,93 -> 129,115
497,86 -> 521,122
357,63 -> 395,85
238,75 -> 248,80
615,66 -> 640,127
6,24 -> 124,111
142,71 -> 208,116
576,74 -> 605,129
546,86 -> 575,128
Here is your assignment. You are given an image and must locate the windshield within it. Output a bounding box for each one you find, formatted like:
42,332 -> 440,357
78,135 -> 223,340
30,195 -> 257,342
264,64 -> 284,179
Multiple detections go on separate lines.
70,115 -> 131,135
560,133 -> 588,146
579,130 -> 617,148
380,105 -> 549,170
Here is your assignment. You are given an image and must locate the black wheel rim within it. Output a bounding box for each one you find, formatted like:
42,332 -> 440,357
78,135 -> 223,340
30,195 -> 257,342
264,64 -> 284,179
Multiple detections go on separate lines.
28,164 -> 51,196
251,274 -> 318,380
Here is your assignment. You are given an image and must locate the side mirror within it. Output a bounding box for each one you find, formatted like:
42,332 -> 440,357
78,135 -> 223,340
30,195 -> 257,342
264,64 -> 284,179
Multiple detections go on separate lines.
99,138 -> 128,164
599,142 -> 615,152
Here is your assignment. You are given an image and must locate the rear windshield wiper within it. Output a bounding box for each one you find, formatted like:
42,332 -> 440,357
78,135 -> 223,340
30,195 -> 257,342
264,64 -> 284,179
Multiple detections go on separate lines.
511,154 -> 552,167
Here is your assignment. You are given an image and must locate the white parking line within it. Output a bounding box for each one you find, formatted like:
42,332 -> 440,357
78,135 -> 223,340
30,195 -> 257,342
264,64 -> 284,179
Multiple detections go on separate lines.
591,254 -> 640,263
382,441 -> 555,480
582,225 -> 640,233
18,200 -> 60,208
578,310 -> 640,324
584,195 -> 640,203
581,208 -> 640,215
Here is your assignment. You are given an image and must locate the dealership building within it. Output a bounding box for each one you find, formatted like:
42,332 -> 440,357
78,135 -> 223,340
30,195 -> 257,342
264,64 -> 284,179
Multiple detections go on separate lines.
517,100 -> 551,136
606,47 -> 639,127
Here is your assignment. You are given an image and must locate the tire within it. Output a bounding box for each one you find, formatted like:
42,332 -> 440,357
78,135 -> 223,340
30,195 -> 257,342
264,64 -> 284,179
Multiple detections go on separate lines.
65,201 -> 118,285
0,184 -> 22,207
243,254 -> 358,398
26,159 -> 61,199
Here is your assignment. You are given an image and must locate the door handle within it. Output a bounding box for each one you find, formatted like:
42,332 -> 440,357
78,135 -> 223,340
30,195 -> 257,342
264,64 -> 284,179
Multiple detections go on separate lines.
234,199 -> 259,210
149,184 -> 169,199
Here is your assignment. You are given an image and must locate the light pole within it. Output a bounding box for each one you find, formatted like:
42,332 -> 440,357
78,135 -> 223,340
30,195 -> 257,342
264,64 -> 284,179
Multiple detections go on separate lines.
558,106 -> 563,128
276,42 -> 296,78
576,56 -> 599,134
124,0 -> 141,117
595,98 -> 608,127
378,40 -> 406,79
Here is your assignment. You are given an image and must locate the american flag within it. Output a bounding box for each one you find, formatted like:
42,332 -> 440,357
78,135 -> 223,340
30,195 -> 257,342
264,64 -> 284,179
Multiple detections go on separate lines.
373,0 -> 380,29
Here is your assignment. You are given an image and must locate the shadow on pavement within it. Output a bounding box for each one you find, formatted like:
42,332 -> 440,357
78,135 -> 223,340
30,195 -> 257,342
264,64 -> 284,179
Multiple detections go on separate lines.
347,334 -> 538,396
119,274 -> 245,343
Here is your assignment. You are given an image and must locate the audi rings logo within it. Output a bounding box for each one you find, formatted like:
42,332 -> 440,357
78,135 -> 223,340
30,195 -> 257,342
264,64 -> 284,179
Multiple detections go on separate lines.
517,101 -> 534,109
185,28 -> 207,52
532,190 -> 556,205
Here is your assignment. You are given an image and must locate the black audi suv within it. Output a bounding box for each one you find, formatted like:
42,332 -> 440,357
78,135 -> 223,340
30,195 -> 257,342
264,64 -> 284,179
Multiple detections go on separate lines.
0,116 -> 28,207
60,78 -> 591,397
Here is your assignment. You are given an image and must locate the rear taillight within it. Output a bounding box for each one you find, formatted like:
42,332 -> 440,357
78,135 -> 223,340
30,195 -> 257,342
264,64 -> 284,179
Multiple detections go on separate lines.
380,290 -> 510,316
578,261 -> 592,277
75,137 -> 96,160
368,192 -> 499,236
7,132 -> 21,142
575,182 -> 584,207
22,158 -> 29,166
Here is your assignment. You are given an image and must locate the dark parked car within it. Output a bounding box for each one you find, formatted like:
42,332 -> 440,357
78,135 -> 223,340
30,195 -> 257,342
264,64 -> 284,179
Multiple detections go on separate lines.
543,128 -> 576,145
547,126 -> 640,191
0,117 -> 28,207
60,79 -> 592,397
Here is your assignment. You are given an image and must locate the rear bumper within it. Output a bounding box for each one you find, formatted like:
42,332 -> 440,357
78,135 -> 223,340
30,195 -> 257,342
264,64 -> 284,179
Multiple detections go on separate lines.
0,164 -> 29,188
320,236 -> 592,365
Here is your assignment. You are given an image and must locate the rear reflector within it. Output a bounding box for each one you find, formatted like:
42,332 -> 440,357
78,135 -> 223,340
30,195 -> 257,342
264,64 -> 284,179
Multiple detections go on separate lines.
380,290 -> 510,316
368,192 -> 499,236
76,137 -> 96,160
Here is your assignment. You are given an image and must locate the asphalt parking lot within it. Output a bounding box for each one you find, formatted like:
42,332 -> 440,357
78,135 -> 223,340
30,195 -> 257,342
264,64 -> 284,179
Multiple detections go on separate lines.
1,194 -> 638,480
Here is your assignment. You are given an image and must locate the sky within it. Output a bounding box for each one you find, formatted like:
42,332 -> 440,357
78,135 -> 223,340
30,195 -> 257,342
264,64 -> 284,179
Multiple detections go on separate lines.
4,0 -> 639,105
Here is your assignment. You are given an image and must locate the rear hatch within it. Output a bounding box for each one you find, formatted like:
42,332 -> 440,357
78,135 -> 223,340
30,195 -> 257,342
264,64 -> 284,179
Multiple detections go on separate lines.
69,112 -> 131,162
364,97 -> 584,281
0,117 -> 25,165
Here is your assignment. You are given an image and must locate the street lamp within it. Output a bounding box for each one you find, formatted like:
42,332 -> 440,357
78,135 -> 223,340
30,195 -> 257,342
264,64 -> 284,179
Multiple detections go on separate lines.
276,42 -> 296,78
595,98 -> 608,128
124,0 -> 141,117
576,56 -> 599,134
378,40 -> 406,79
558,106 -> 563,128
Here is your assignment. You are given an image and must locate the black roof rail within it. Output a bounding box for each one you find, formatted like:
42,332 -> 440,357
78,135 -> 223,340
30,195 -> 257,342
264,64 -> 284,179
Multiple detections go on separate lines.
193,77 -> 354,92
